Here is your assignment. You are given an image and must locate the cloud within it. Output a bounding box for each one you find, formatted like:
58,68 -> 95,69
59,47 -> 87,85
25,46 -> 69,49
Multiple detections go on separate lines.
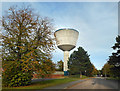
49,2 -> 117,69
2,2 -> 118,70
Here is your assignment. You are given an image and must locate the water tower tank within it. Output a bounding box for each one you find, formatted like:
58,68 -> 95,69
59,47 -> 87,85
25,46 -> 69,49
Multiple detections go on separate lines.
54,28 -> 79,75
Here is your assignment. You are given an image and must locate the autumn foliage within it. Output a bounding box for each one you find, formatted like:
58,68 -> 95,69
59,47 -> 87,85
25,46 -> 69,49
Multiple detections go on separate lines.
2,5 -> 55,87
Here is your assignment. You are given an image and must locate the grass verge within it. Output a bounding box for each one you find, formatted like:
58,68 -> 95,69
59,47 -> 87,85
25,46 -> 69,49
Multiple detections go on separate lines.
2,77 -> 86,89
106,77 -> 120,80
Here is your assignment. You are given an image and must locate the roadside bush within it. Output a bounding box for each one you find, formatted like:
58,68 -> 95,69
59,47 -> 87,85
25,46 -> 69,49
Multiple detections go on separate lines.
9,72 -> 32,87
2,61 -> 33,87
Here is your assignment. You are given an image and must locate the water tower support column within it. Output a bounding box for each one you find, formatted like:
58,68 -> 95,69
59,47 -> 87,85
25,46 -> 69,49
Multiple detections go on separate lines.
64,51 -> 69,76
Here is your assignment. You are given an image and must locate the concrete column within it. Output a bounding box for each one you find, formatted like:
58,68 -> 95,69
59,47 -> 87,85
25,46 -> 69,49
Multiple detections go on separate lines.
64,51 -> 69,71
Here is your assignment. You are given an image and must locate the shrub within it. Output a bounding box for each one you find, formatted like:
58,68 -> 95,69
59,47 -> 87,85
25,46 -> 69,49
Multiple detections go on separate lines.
2,61 -> 33,87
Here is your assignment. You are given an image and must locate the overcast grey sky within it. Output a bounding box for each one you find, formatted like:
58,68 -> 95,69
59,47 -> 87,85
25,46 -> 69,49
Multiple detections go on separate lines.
1,1 -> 118,70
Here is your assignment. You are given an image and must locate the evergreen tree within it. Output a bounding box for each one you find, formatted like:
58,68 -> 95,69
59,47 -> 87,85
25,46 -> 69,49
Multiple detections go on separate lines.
68,47 -> 93,77
108,36 -> 120,78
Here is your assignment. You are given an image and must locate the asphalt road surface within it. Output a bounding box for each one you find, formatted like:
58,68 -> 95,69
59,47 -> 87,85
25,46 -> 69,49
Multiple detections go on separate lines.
67,77 -> 119,89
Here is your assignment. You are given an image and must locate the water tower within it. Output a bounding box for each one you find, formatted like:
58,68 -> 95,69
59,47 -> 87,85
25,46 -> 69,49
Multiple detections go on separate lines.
54,28 -> 79,76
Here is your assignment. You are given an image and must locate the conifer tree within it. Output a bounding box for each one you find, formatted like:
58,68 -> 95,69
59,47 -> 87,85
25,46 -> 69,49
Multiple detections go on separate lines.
68,47 -> 93,76
108,36 -> 120,78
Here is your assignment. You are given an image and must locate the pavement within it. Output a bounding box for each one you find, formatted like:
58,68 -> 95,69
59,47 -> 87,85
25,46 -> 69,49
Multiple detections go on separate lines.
67,77 -> 119,89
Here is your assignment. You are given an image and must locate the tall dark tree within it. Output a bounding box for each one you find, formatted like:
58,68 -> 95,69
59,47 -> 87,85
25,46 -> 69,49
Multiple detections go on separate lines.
68,47 -> 93,77
108,36 -> 120,78
2,5 -> 55,87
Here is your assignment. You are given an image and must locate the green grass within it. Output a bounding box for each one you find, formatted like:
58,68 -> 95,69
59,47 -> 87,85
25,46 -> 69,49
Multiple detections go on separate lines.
3,77 -> 84,89
2,75 -> 89,89
69,74 -> 87,78
106,77 -> 120,80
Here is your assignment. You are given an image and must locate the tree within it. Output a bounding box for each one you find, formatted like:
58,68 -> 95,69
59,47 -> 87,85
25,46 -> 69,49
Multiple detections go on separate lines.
2,5 -> 55,87
101,63 -> 113,77
108,36 -> 120,78
56,60 -> 63,71
91,64 -> 98,76
97,70 -> 102,77
68,47 -> 93,77
35,59 -> 55,78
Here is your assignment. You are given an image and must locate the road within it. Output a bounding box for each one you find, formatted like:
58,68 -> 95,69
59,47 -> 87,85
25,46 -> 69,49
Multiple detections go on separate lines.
67,77 -> 119,89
